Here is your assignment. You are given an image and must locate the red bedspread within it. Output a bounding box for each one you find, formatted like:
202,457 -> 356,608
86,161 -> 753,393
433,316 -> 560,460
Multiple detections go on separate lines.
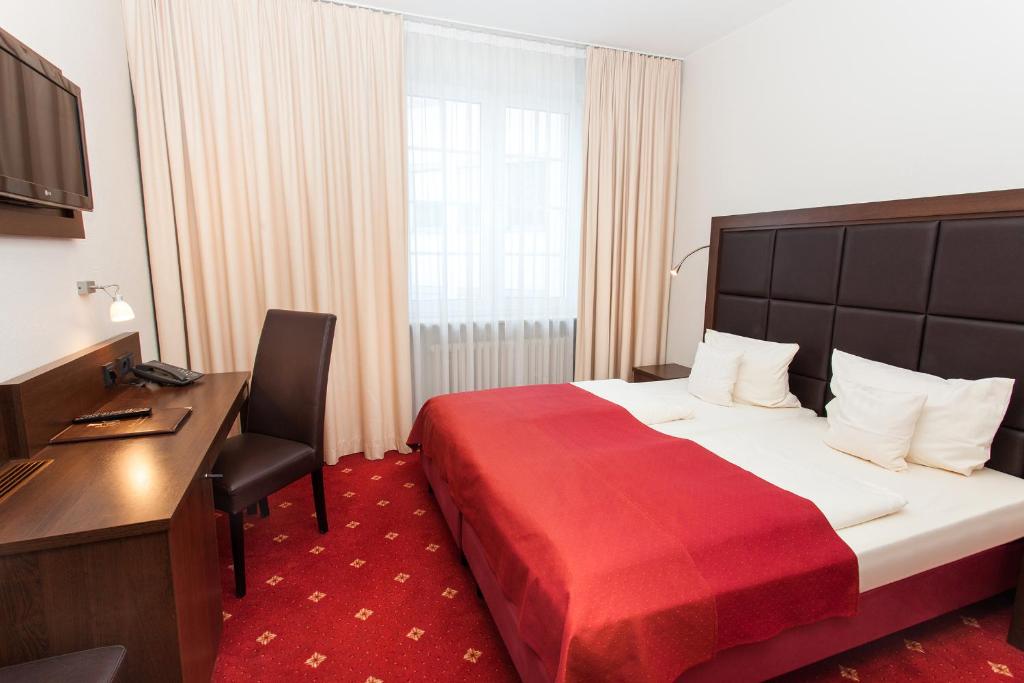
407,384 -> 858,682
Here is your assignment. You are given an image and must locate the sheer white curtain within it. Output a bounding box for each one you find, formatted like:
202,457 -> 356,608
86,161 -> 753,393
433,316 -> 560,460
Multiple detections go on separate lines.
405,22 -> 586,410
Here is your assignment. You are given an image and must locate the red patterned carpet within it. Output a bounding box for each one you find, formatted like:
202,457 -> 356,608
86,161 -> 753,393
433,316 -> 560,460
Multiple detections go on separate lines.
213,452 -> 1024,682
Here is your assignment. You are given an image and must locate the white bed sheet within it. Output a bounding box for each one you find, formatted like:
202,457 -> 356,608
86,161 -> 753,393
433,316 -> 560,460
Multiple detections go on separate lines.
577,379 -> 907,531
574,378 -> 1024,592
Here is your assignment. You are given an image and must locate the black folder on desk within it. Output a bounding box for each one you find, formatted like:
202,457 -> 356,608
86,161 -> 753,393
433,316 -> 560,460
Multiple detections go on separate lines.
49,407 -> 192,444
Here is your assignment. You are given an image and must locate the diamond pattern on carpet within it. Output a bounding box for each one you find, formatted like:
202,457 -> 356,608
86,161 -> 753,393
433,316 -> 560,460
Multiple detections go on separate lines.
213,451 -> 1024,682
213,452 -> 516,683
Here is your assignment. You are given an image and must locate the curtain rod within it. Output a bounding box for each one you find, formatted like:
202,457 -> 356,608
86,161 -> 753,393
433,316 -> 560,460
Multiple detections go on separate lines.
325,0 -> 682,61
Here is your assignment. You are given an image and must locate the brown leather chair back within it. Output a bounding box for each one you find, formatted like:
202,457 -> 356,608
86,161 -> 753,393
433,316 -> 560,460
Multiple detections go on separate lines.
245,309 -> 337,462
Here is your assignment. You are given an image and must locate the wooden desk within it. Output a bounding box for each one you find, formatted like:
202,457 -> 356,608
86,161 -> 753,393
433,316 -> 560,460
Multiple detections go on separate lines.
0,372 -> 247,682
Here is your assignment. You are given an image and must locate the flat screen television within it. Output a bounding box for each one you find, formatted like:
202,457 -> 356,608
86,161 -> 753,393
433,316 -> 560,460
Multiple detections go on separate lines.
0,27 -> 91,211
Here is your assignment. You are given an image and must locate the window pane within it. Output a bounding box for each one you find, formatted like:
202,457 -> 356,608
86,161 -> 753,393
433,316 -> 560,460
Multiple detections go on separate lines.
405,34 -> 582,323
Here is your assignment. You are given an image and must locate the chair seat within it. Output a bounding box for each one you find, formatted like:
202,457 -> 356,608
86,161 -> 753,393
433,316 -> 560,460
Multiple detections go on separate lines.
212,433 -> 317,512
0,646 -> 126,683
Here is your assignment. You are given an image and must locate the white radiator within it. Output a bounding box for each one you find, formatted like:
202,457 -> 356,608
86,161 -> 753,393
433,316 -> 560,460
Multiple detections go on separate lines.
410,319 -> 576,410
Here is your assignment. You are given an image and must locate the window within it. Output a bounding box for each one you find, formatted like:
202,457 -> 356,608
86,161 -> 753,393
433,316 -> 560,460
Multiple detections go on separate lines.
405,22 -> 585,408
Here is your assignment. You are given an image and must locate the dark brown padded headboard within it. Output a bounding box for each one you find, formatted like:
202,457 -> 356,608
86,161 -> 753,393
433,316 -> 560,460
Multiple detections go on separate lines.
705,189 -> 1024,477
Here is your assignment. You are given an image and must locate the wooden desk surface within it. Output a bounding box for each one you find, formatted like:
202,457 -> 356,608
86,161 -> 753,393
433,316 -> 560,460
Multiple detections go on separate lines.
0,372 -> 248,556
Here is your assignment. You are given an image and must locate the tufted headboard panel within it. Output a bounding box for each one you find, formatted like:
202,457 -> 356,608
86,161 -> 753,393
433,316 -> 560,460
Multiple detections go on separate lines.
705,189 -> 1024,477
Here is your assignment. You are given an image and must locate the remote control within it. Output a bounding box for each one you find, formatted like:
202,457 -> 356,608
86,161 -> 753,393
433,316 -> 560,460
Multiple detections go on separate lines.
72,407 -> 153,424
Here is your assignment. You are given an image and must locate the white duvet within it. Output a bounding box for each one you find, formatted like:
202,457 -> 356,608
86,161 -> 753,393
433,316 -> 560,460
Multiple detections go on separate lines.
575,378 -> 906,531
575,377 -> 1024,592
690,430 -> 908,531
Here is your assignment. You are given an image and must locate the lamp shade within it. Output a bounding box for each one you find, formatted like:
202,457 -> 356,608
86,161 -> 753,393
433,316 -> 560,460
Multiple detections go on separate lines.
109,294 -> 135,322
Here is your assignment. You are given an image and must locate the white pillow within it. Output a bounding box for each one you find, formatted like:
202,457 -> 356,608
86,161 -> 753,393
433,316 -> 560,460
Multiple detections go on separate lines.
687,342 -> 742,406
704,330 -> 801,408
824,379 -> 927,471
830,350 -> 1015,476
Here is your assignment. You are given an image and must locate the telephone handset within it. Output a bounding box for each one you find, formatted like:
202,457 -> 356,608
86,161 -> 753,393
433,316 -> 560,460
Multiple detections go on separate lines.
132,361 -> 204,386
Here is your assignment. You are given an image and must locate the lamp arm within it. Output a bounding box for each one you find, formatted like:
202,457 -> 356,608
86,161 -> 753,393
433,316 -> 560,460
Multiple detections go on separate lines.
76,280 -> 135,323
670,244 -> 710,276
96,284 -> 121,300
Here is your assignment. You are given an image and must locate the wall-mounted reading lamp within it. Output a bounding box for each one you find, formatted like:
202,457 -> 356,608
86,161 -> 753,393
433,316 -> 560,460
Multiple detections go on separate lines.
669,244 -> 710,277
77,280 -> 135,322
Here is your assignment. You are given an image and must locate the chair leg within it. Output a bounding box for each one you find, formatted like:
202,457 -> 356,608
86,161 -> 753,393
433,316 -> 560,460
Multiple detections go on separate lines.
229,512 -> 246,598
311,469 -> 328,534
258,498 -> 270,518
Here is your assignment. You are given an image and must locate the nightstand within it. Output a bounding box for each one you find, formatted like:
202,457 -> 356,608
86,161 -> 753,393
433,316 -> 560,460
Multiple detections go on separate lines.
632,363 -> 691,383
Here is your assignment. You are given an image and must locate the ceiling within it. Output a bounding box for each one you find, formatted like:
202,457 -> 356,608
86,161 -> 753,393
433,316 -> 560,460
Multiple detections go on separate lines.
355,0 -> 793,58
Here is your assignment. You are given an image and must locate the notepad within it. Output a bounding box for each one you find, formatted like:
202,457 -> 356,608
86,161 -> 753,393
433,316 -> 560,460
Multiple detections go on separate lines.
49,407 -> 192,444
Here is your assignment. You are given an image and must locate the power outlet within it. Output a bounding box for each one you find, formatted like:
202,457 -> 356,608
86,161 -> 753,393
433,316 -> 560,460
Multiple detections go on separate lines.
101,362 -> 118,388
116,352 -> 135,378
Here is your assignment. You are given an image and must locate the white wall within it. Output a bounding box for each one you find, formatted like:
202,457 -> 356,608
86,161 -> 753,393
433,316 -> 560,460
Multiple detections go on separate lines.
666,0 -> 1024,365
0,0 -> 157,379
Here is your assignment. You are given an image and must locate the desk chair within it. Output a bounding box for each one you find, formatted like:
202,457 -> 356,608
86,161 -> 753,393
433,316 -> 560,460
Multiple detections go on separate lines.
212,309 -> 337,597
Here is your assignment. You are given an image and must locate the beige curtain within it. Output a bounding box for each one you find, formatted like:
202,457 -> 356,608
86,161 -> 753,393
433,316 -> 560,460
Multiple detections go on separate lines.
575,47 -> 682,381
122,0 -> 412,461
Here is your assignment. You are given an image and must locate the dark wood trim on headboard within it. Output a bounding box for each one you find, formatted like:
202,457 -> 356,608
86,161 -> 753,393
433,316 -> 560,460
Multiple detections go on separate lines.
705,189 -> 1024,330
0,333 -> 141,462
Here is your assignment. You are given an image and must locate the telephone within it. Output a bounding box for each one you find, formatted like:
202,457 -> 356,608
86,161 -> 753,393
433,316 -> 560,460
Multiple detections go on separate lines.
132,361 -> 204,386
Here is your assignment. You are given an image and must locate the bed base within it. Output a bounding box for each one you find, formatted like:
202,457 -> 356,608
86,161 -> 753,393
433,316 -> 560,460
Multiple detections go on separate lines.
422,455 -> 1022,682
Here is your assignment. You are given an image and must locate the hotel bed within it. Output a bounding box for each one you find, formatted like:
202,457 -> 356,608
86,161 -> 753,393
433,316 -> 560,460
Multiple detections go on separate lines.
411,189 -> 1024,682
417,384 -> 1024,682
